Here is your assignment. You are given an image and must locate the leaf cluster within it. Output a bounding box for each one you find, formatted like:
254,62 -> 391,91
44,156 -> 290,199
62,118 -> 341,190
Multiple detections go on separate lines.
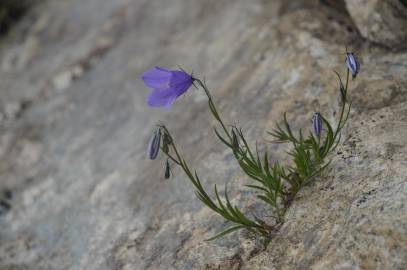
158,125 -> 273,240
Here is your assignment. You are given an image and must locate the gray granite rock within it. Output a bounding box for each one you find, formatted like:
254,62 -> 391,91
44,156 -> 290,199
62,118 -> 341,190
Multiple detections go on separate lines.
0,0 -> 406,269
344,0 -> 407,49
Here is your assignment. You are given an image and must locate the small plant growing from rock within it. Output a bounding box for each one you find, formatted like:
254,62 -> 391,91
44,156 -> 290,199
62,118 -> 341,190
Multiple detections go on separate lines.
142,50 -> 360,241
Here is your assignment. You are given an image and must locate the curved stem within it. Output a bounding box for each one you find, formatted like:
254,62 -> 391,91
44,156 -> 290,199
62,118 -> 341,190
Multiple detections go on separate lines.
193,78 -> 232,141
334,69 -> 350,140
162,149 -> 181,165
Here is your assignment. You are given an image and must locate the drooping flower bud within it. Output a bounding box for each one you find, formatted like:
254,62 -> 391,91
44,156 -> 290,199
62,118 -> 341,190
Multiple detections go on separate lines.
231,129 -> 239,149
162,132 -> 171,154
346,52 -> 360,79
164,159 -> 171,179
312,112 -> 323,137
147,128 -> 161,160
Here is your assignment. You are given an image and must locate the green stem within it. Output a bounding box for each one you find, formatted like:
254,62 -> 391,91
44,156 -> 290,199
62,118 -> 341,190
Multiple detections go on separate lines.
194,79 -> 232,141
334,69 -> 349,140
162,149 -> 181,165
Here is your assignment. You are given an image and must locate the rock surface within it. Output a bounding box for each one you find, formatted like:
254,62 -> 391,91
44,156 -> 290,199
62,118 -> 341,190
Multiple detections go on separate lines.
344,0 -> 407,49
0,0 -> 406,269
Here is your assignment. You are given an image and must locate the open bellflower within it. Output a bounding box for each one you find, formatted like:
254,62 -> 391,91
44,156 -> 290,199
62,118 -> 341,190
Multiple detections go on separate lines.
312,112 -> 323,137
142,67 -> 193,108
147,128 -> 161,160
346,52 -> 360,79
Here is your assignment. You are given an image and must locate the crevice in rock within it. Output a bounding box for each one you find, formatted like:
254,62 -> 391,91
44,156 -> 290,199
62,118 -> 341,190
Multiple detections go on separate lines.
320,0 -> 348,13
0,0 -> 33,35
204,252 -> 243,270
398,0 -> 407,8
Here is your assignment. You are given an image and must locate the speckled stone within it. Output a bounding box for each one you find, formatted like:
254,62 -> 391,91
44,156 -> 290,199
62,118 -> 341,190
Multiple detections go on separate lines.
344,0 -> 407,49
0,0 -> 406,269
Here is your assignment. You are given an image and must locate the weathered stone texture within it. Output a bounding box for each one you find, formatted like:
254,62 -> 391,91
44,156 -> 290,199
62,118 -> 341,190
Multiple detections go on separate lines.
0,0 -> 406,269
345,0 -> 407,49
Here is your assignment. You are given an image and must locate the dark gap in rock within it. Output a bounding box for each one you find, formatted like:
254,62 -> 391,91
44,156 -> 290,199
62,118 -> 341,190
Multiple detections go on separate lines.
0,0 -> 33,35
3,189 -> 13,200
400,0 -> 407,8
275,0 -> 364,50
0,199 -> 11,214
320,0 -> 348,13
279,0 -> 347,15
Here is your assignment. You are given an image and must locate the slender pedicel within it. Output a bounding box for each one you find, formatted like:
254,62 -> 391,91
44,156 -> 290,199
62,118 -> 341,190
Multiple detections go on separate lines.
334,71 -> 346,103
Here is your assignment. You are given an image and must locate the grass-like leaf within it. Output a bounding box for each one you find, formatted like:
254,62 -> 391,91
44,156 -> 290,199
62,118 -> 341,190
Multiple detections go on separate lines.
205,225 -> 247,241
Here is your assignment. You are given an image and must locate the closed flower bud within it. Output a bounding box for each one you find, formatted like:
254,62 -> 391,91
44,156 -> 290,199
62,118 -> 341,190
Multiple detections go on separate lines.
231,129 -> 239,149
346,52 -> 360,79
162,133 -> 171,154
312,112 -> 323,137
164,159 -> 171,179
147,128 -> 161,160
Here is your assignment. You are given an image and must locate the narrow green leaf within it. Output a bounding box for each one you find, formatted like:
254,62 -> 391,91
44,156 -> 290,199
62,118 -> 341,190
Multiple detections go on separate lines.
205,225 -> 246,241
245,184 -> 268,192
214,128 -> 233,148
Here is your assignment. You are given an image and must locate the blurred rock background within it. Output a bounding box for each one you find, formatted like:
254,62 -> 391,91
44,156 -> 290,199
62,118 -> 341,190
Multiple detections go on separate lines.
0,0 -> 33,34
0,0 -> 406,269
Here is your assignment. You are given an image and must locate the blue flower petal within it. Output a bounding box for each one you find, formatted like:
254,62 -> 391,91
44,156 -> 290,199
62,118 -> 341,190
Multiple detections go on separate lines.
142,67 -> 172,89
169,71 -> 193,98
346,53 -> 360,79
312,112 -> 323,137
142,67 -> 193,108
147,88 -> 178,108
